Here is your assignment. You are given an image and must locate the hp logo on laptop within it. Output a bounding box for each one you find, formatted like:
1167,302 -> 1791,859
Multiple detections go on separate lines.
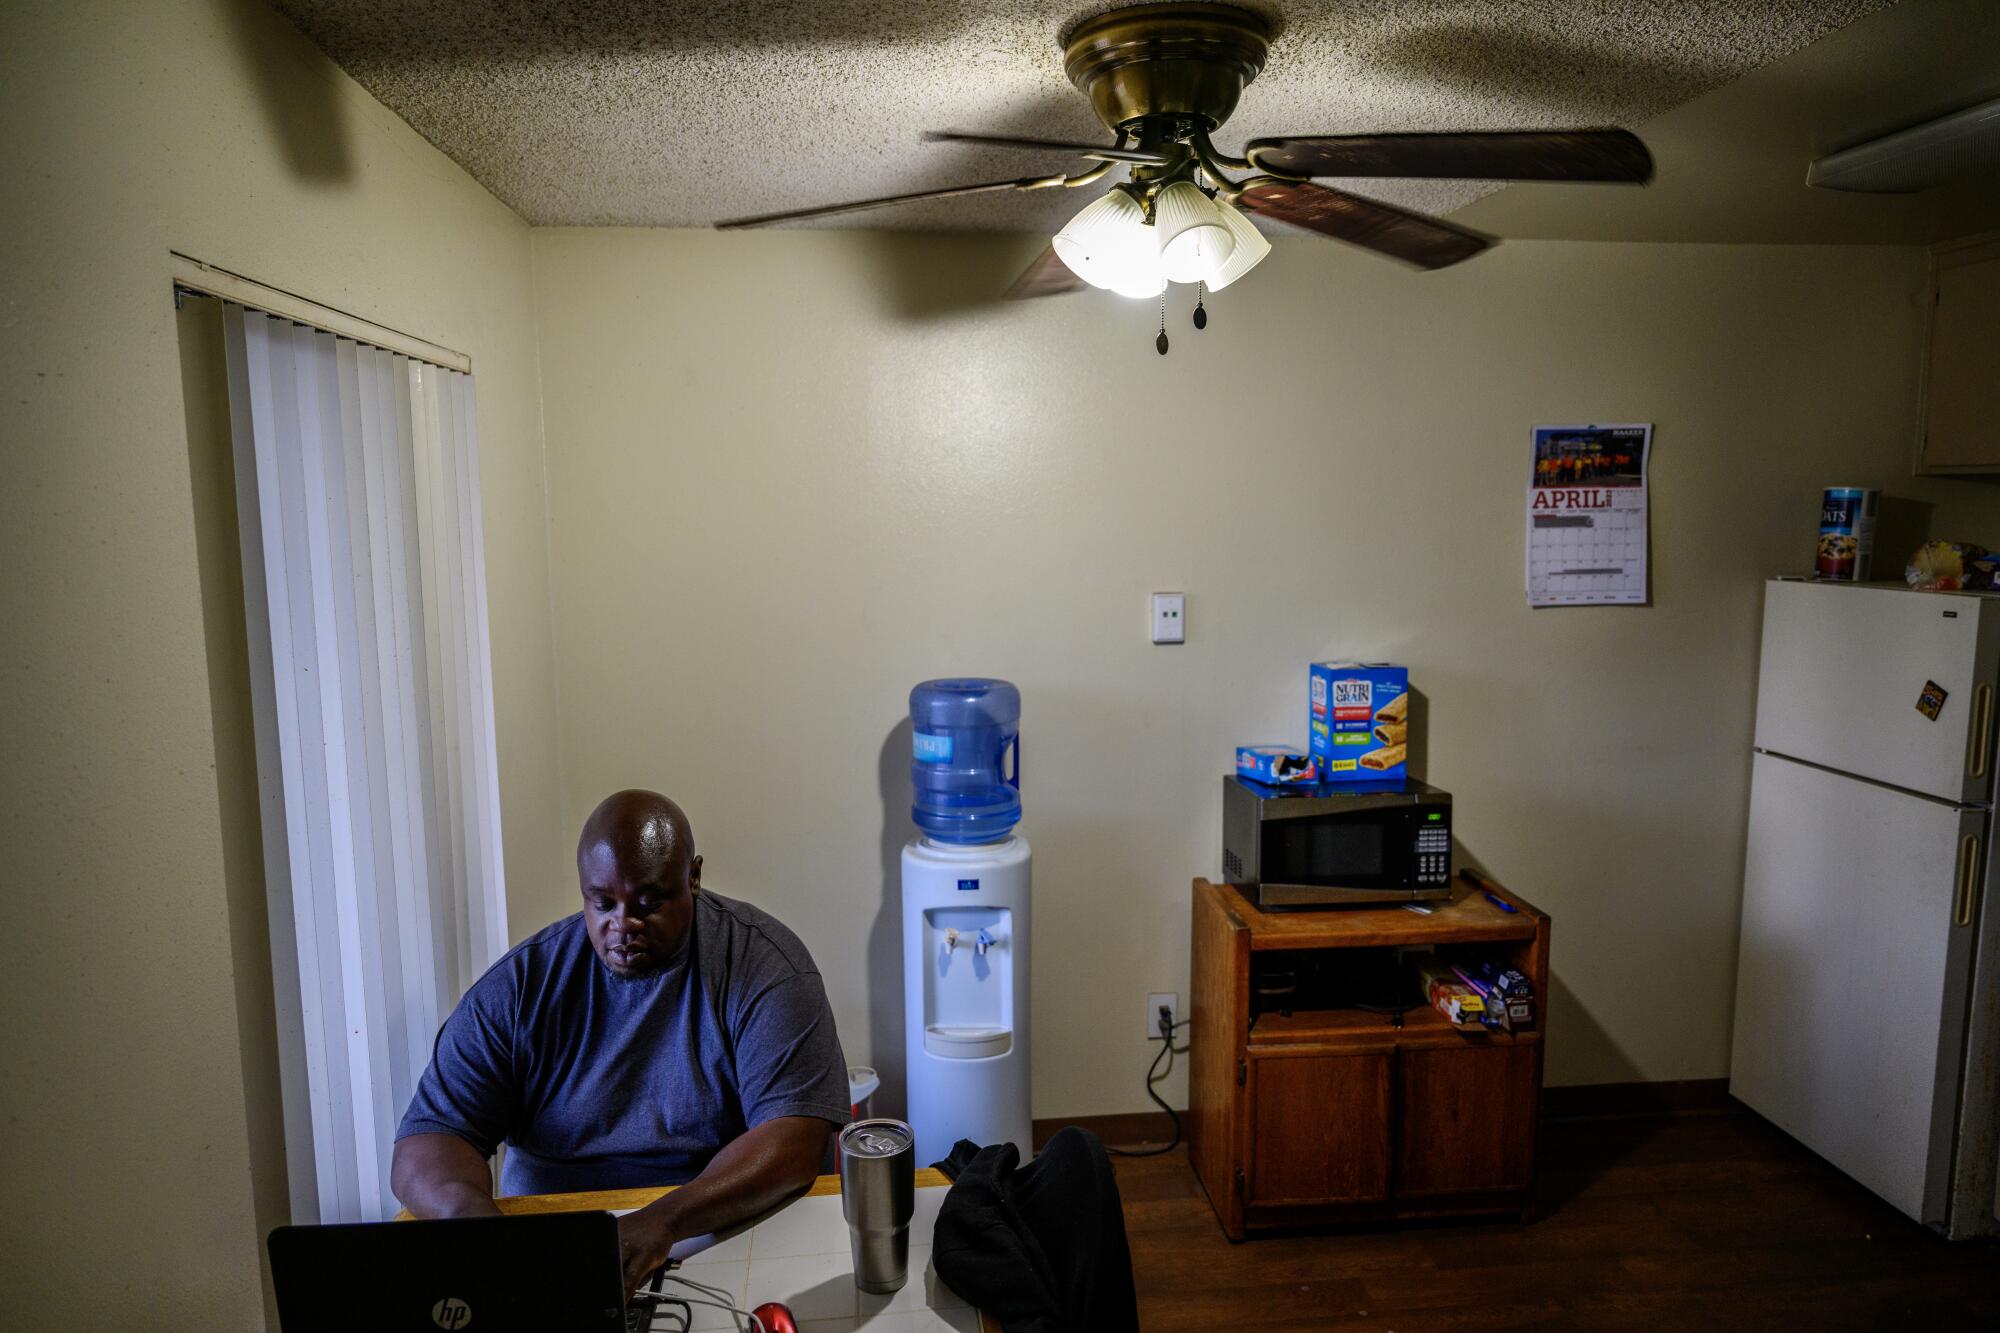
430,1296 -> 473,1328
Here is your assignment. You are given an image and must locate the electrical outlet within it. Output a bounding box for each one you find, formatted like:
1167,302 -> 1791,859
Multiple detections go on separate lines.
1150,592 -> 1185,644
1146,991 -> 1180,1039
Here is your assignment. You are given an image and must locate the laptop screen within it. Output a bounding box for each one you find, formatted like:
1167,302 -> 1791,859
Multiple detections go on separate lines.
268,1212 -> 628,1332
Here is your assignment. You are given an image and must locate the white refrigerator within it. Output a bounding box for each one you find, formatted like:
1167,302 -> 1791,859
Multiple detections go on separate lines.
1732,579 -> 2000,1237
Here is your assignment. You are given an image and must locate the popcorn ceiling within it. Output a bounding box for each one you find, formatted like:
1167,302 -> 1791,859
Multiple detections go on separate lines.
275,1 -> 1893,229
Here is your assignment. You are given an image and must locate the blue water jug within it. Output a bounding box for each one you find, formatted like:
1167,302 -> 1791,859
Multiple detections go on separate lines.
909,678 -> 1021,843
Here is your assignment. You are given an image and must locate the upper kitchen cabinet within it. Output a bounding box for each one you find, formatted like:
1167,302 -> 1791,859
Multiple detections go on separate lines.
1917,232 -> 2000,476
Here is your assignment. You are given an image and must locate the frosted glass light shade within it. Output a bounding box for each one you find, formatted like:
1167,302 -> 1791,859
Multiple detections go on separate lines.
1153,180 -> 1236,285
1206,200 -> 1272,291
1053,189 -> 1150,291
1108,227 -> 1166,299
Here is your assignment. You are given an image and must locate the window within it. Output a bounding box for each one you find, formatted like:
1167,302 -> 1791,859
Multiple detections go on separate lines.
217,299 -> 507,1223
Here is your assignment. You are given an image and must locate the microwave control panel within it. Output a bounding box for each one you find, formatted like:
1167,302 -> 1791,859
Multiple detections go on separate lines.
1414,814 -> 1452,885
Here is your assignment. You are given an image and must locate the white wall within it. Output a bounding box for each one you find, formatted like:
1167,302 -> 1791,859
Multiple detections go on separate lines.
529,228 -> 2000,1121
0,2 -> 564,1325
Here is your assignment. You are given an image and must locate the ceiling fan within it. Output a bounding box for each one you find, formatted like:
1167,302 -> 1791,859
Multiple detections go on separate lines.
715,3 -> 1652,329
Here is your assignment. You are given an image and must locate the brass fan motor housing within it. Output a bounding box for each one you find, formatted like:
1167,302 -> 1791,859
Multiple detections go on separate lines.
1063,3 -> 1271,137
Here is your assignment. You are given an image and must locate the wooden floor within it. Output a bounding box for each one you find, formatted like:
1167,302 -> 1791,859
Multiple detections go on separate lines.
1108,1109 -> 1999,1331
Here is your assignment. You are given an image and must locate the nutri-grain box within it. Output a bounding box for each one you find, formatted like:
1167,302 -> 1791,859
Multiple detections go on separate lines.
1308,662 -> 1409,782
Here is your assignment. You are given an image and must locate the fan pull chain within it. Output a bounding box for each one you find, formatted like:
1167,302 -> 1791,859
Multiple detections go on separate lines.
1155,288 -> 1169,356
1193,282 -> 1207,330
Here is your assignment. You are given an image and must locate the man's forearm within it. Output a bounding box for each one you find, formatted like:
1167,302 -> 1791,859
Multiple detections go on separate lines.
637,1116 -> 830,1248
391,1132 -> 502,1219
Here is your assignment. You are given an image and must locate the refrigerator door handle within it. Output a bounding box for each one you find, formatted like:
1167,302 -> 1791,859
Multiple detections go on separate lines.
1970,684 -> 1993,781
1957,834 -> 1982,928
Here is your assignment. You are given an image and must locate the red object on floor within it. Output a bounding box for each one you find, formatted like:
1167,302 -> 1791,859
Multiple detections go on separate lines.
750,1302 -> 797,1333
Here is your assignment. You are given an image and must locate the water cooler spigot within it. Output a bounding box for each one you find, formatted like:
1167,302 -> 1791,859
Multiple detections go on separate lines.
943,928 -> 959,954
975,929 -> 992,957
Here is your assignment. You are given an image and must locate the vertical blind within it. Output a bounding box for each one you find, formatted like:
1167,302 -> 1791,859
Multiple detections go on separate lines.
221,303 -> 507,1224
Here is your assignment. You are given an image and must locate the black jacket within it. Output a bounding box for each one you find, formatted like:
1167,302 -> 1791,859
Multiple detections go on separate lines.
931,1127 -> 1141,1333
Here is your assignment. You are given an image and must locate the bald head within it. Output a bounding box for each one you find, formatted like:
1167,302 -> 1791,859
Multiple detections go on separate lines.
577,790 -> 702,979
579,789 -> 695,871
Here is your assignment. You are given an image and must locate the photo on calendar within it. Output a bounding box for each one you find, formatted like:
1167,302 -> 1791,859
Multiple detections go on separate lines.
1531,425 -> 1649,488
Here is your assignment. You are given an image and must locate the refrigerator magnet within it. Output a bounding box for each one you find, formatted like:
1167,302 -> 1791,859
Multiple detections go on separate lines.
1916,680 -> 1948,721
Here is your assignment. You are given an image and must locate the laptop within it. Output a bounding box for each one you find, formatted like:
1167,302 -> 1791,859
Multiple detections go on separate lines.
268,1212 -> 664,1331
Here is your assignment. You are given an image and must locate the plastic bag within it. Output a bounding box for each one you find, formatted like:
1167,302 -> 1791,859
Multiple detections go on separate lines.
1906,541 -> 2000,592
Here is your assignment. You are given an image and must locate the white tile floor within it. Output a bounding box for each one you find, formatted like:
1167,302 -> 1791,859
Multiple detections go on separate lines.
628,1188 -> 974,1332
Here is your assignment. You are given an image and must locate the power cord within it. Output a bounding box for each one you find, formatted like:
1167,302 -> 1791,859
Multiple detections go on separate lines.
635,1296 -> 690,1332
657,1272 -> 767,1333
633,1267 -> 693,1332
1107,1006 -> 1192,1159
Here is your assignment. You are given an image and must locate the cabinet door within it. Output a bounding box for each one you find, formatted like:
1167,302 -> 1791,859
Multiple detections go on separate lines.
1394,1044 -> 1538,1196
1188,881 -> 1250,1237
1246,1050 -> 1392,1207
1920,248 -> 2000,473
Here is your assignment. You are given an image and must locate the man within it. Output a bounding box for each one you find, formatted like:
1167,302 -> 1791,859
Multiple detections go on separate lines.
392,789 -> 850,1291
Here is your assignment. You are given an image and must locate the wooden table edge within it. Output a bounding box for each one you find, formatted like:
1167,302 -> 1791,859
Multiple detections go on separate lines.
393,1167 -> 954,1220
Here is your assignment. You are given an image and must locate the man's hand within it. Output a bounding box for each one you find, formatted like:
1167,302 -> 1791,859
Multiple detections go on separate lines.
617,1116 -> 832,1296
617,1209 -> 676,1295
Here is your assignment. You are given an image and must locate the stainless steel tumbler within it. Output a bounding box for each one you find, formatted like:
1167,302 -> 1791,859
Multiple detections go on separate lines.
838,1118 -> 916,1294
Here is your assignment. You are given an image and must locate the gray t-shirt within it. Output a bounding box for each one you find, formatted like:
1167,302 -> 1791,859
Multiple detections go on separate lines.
397,890 -> 849,1196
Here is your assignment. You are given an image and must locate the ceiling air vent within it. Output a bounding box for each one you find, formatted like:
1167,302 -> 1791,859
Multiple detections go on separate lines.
1807,96 -> 2000,193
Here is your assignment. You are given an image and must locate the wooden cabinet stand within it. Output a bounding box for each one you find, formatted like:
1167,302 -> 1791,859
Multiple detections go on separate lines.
1187,876 -> 1550,1239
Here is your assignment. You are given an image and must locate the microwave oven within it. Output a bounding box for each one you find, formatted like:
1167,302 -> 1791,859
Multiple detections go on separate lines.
1222,775 -> 1453,908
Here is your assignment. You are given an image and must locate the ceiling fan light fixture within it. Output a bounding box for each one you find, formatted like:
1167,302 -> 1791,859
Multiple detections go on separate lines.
1204,200 -> 1271,291
721,4 -> 1657,319
1153,179 -> 1236,284
1053,188 -> 1151,291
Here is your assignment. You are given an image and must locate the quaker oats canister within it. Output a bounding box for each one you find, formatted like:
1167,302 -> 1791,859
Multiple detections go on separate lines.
1816,487 -> 1879,581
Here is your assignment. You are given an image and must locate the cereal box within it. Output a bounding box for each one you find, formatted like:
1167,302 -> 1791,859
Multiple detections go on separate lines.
1308,662 -> 1409,783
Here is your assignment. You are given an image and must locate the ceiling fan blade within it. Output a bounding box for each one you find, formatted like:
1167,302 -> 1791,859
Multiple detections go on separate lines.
1003,246 -> 1085,300
714,174 -> 1069,229
1236,180 -> 1493,270
923,131 -> 1173,166
1246,129 -> 1653,183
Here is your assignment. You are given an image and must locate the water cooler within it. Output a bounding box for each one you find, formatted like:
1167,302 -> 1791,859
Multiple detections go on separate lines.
902,679 -> 1032,1167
